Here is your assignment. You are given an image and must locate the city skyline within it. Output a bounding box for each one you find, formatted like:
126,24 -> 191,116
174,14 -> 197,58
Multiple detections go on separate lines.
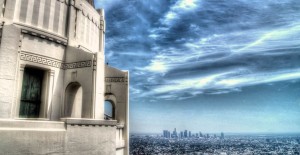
95,0 -> 300,134
162,128 -> 225,139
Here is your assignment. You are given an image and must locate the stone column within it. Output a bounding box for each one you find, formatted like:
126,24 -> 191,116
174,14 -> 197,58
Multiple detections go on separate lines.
67,0 -> 77,46
47,70 -> 55,119
92,9 -> 105,119
14,64 -> 25,118
99,9 -> 105,52
93,53 -> 104,119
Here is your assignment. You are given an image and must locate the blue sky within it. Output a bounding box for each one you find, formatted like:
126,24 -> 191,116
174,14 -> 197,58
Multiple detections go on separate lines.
95,0 -> 300,134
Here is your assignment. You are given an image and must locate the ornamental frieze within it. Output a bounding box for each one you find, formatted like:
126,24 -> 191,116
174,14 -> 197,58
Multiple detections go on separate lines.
20,52 -> 93,70
105,77 -> 127,83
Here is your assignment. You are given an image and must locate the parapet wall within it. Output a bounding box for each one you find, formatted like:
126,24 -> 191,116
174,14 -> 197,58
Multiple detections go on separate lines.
0,119 -> 117,155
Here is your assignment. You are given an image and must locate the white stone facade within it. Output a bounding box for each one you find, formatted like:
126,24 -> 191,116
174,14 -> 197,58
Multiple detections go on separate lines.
0,0 -> 129,154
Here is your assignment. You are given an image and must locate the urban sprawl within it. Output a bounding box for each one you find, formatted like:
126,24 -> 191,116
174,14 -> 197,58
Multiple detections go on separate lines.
130,129 -> 300,155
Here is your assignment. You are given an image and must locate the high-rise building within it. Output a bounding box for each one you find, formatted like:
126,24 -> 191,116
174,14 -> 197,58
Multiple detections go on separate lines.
184,130 -> 188,138
172,128 -> 177,138
180,131 -> 183,138
163,130 -> 167,138
200,132 -> 203,137
221,132 -> 225,139
189,131 -> 191,138
163,130 -> 171,138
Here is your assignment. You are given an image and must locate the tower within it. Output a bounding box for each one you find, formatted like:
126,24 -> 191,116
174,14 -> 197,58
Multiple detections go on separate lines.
172,128 -> 177,138
221,132 -> 225,139
180,131 -> 183,138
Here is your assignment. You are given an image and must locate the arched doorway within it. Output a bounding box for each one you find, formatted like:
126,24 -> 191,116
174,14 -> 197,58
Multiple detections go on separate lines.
104,100 -> 115,120
65,82 -> 82,118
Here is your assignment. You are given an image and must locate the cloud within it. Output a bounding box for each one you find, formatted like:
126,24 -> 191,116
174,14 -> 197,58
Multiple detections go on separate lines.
99,0 -> 300,100
160,0 -> 201,26
237,24 -> 300,53
140,26 -> 300,99
140,68 -> 300,100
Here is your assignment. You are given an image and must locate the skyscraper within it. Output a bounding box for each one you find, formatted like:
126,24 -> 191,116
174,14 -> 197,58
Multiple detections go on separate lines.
184,130 -> 188,138
163,130 -> 171,138
221,132 -> 225,139
180,131 -> 183,138
172,128 -> 177,138
189,131 -> 191,138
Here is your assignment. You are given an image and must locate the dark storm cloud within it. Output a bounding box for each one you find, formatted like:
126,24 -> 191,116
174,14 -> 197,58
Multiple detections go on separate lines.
96,0 -> 300,100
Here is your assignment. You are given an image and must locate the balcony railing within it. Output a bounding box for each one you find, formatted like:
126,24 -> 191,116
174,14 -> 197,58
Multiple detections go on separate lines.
104,114 -> 113,120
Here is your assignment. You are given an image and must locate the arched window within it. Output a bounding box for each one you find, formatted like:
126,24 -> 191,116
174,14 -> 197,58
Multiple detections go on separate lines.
104,100 -> 114,120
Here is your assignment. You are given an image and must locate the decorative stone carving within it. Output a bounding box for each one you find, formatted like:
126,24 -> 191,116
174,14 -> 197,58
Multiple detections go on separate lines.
20,52 -> 93,69
105,77 -> 127,83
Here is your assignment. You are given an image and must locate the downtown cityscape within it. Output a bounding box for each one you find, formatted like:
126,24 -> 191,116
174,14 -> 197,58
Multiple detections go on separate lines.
162,128 -> 224,139
130,129 -> 300,155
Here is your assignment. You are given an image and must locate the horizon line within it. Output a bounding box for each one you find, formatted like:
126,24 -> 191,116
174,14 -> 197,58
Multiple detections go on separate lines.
130,131 -> 300,135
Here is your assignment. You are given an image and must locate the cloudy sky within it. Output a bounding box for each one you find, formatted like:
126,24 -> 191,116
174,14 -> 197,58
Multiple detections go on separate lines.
95,0 -> 300,134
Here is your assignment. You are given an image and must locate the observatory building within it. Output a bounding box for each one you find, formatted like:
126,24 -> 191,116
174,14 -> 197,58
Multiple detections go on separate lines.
0,0 -> 129,154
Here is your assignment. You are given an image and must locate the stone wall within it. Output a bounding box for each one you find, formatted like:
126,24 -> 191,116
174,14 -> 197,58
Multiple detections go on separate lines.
0,119 -> 117,155
105,66 -> 129,155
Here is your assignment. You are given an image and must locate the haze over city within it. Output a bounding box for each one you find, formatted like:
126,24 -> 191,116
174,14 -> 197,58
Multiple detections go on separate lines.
95,0 -> 300,134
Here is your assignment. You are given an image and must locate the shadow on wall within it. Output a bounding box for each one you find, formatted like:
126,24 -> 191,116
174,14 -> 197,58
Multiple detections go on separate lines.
65,82 -> 83,118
